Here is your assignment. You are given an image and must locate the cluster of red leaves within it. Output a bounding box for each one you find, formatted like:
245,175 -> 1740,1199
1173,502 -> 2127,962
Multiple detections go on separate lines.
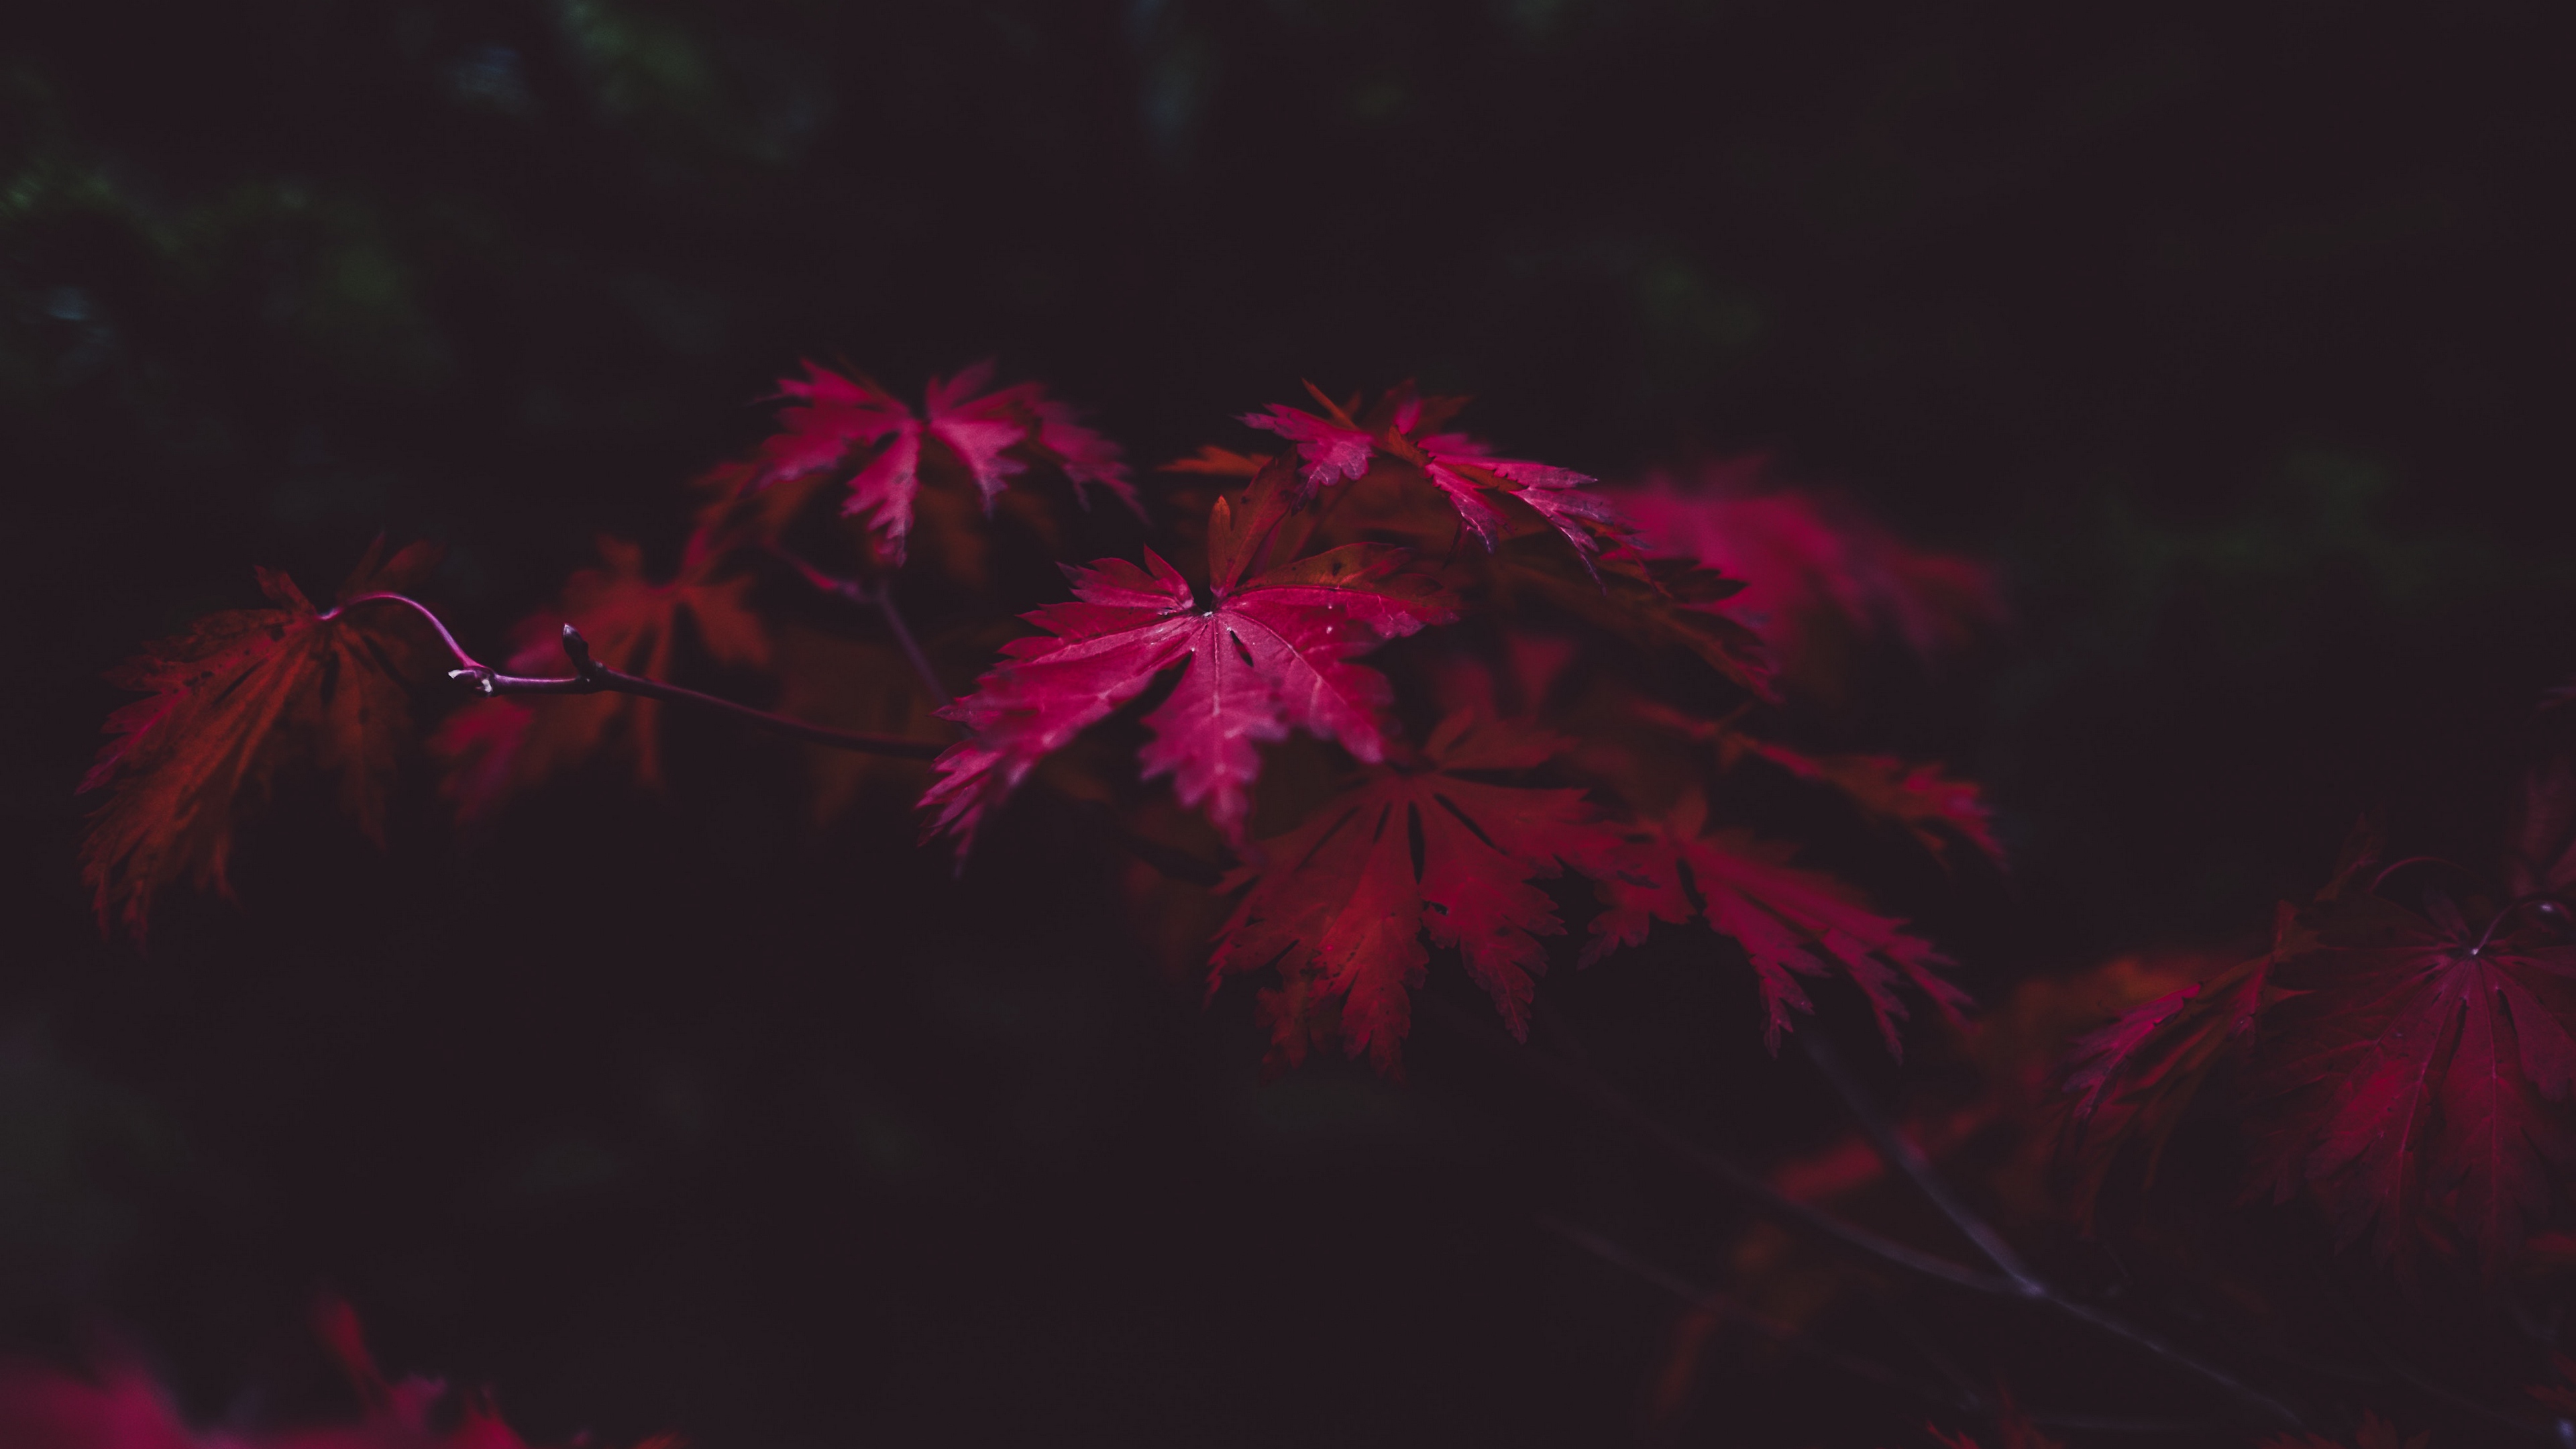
435,362 -> 1131,818
81,370 -> 2002,1081
978,382 -> 1990,1068
0,1299 -> 673,1449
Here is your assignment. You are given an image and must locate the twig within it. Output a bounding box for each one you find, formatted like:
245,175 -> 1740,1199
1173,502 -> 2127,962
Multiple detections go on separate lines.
1794,1030 -> 2308,1431
337,594 -> 944,760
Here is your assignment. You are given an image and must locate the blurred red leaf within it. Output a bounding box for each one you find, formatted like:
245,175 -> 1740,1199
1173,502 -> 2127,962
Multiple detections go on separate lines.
79,539 -> 441,943
1609,459 -> 2003,691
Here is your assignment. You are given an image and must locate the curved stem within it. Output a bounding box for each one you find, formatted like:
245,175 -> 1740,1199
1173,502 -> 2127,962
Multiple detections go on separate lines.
329,592 -> 483,671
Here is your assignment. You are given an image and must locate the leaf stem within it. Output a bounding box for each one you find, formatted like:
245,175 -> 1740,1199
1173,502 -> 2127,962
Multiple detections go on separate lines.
331,592 -> 482,669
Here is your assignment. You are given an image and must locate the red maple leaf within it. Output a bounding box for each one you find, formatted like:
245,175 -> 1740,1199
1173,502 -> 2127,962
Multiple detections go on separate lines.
1240,382 -> 1623,563
2246,889 -> 2576,1275
1208,711 -> 1625,1074
1411,429 -> 1617,560
78,539 -> 441,943
0,1296 -> 676,1449
920,461 -> 1455,853
741,360 -> 1138,564
435,533 -> 767,818
1581,792 -> 1966,1055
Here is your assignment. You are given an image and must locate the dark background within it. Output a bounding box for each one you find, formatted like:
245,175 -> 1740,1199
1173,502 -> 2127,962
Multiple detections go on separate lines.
4,1 -> 2573,1444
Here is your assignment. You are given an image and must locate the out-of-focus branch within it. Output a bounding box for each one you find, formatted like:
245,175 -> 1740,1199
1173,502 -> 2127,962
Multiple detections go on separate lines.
1794,1030 -> 2308,1432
